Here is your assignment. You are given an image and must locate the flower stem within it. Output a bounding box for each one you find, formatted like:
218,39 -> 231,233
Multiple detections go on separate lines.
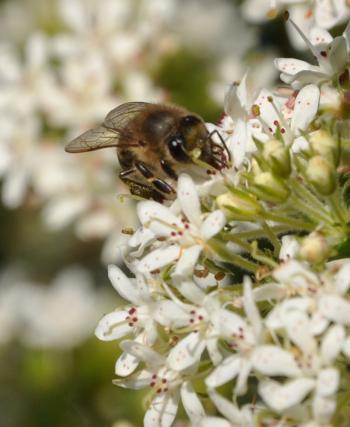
260,211 -> 314,230
208,239 -> 258,273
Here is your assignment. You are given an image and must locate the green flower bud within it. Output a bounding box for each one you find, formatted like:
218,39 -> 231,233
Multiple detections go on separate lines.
217,189 -> 261,221
306,155 -> 336,195
253,172 -> 290,204
309,130 -> 337,165
300,232 -> 330,264
263,139 -> 291,177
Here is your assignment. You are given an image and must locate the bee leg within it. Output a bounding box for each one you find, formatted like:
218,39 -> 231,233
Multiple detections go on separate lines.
119,168 -> 164,202
160,160 -> 178,180
135,161 -> 176,195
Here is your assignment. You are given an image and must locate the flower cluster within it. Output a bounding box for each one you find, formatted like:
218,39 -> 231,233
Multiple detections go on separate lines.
95,18 -> 350,427
241,0 -> 350,50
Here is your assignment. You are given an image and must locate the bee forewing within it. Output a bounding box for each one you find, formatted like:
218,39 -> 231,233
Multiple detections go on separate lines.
103,101 -> 150,128
65,125 -> 122,153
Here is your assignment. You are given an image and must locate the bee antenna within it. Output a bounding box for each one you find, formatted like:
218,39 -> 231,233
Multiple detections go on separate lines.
209,129 -> 232,164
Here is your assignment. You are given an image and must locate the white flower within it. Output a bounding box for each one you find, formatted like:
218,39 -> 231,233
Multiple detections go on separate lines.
275,20 -> 350,88
95,265 -> 163,375
241,0 -> 350,50
115,340 -> 205,427
205,278 -> 302,396
133,174 -> 226,278
196,390 -> 256,427
220,72 -> 320,166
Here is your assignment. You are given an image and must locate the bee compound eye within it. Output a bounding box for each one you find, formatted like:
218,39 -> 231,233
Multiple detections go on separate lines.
167,135 -> 189,162
181,115 -> 201,126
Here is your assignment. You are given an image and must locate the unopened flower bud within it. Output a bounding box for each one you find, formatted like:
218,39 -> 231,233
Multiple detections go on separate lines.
217,190 -> 261,221
263,139 -> 291,177
300,233 -> 330,264
309,130 -> 337,165
306,155 -> 336,195
253,172 -> 290,203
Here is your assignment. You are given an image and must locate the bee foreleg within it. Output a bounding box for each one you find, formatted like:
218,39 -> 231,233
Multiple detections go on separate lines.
119,168 -> 164,202
160,160 -> 178,180
135,161 -> 175,195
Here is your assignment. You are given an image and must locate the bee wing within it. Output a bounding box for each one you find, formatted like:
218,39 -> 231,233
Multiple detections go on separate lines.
65,102 -> 152,153
65,125 -> 128,153
103,102 -> 151,128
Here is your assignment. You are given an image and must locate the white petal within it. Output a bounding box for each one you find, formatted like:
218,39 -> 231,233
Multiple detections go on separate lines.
108,265 -> 143,305
115,351 -> 139,376
168,332 -> 206,371
208,390 -> 244,425
329,35 -> 348,72
171,245 -> 202,279
210,309 -> 249,339
273,260 -> 318,288
154,300 -> 190,328
292,135 -> 309,153
200,210 -> 226,240
175,280 -> 206,304
253,283 -> 285,301
137,201 -> 180,236
205,355 -> 241,388
180,381 -> 205,423
120,340 -> 165,368
319,295 -> 350,325
310,27 -> 333,45
334,260 -> 350,295
283,309 -> 317,354
321,324 -> 346,364
316,368 -> 339,397
234,358 -> 252,396
228,119 -> 248,168
177,174 -> 201,227
95,311 -> 131,341
310,310 -> 329,335
312,394 -> 336,425
224,80 -> 246,118
279,235 -> 300,261
275,58 -> 313,77
197,417 -> 231,427
116,368 -> 153,389
291,85 -> 320,135
259,378 -> 315,412
243,276 -> 262,339
251,345 -> 301,377
128,227 -> 155,252
206,337 -> 223,366
138,245 -> 180,273
254,89 -> 280,131
144,391 -> 179,427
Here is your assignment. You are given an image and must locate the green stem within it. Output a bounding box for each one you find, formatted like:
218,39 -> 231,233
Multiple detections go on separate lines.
208,239 -> 258,273
222,226 -> 289,241
289,194 -> 334,226
261,220 -> 281,257
327,188 -> 349,226
290,177 -> 330,218
260,211 -> 314,231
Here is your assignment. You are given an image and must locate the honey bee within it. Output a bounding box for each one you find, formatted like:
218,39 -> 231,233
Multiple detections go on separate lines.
65,102 -> 230,202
